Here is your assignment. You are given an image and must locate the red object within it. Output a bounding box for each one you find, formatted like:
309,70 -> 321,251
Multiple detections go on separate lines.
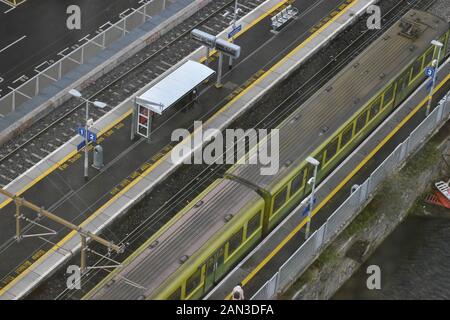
424,192 -> 450,209
139,115 -> 148,125
434,191 -> 450,209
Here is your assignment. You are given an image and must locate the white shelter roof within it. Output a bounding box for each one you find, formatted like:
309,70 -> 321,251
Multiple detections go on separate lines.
136,60 -> 215,114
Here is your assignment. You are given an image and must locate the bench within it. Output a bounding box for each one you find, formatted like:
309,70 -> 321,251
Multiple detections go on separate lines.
271,5 -> 299,31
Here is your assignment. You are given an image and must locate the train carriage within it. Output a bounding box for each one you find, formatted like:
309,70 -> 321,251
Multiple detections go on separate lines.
85,179 -> 264,300
226,9 -> 449,233
85,10 -> 450,300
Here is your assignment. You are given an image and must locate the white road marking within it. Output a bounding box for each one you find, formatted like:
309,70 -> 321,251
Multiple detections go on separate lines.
119,8 -> 131,18
78,34 -> 91,43
58,47 -> 69,57
12,75 -> 27,84
0,35 -> 26,54
34,61 -> 51,72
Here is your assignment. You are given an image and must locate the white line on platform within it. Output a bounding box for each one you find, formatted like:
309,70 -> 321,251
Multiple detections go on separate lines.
0,35 -> 26,54
12,75 -> 26,84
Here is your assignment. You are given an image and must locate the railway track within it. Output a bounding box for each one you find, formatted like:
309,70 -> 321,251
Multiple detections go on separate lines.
32,0 -> 438,300
0,0 -> 266,187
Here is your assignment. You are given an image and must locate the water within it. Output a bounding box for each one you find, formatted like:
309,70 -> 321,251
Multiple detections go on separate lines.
334,211 -> 450,300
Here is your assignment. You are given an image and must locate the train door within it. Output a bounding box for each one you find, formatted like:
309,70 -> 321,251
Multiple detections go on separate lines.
203,246 -> 225,293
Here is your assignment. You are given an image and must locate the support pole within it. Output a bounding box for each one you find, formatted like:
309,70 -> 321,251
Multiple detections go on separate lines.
0,188 -> 122,253
305,163 -> 318,240
80,235 -> 87,274
131,98 -> 138,141
147,111 -> 153,143
205,47 -> 210,67
84,100 -> 89,181
426,46 -> 442,116
14,198 -> 22,242
216,52 -> 224,88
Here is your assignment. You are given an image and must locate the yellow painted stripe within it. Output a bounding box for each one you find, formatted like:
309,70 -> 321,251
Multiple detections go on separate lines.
0,110 -> 132,295
81,0 -> 360,301
0,0 -> 292,298
0,110 -> 132,211
224,74 -> 450,300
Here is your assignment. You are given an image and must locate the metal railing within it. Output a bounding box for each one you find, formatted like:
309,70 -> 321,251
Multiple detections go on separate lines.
251,89 -> 450,300
271,5 -> 298,31
0,0 -> 168,116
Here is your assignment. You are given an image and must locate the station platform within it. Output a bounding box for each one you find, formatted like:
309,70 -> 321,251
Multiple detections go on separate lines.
206,58 -> 450,300
0,0 -> 144,94
0,0 -> 373,299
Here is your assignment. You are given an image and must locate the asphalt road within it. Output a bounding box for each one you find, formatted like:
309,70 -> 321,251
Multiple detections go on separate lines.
0,0 -> 143,96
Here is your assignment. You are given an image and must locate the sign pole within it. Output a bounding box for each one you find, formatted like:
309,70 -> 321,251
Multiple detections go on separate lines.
84,100 -> 89,181
80,235 -> 87,274
205,47 -> 210,67
216,52 -> 223,88
147,111 -> 153,143
426,44 -> 443,116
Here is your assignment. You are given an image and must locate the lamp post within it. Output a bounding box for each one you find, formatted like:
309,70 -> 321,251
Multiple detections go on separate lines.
425,40 -> 444,116
69,89 -> 106,181
305,156 -> 320,240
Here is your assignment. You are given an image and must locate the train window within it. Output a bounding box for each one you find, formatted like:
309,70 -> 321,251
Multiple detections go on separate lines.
216,247 -> 224,268
439,34 -> 447,56
185,267 -> 202,297
168,287 -> 181,300
369,97 -> 381,120
340,123 -> 353,148
205,255 -> 215,278
246,211 -> 261,238
355,111 -> 367,134
424,47 -> 434,66
410,57 -> 423,82
291,170 -> 304,194
228,228 -> 243,256
383,85 -> 394,107
324,137 -> 339,164
397,69 -> 411,93
273,186 -> 288,213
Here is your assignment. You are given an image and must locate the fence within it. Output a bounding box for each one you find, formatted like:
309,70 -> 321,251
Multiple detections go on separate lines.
0,0 -> 168,116
251,89 -> 450,300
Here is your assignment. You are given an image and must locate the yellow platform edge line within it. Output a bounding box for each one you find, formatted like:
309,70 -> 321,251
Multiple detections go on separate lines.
226,74 -> 450,299
0,0 -> 293,298
0,110 -> 132,211
82,0 -> 359,301
83,0 -> 359,301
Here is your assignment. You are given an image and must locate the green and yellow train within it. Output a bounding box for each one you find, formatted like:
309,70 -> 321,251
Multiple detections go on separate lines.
85,10 -> 450,300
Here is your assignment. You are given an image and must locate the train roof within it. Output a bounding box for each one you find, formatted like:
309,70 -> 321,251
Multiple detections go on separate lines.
86,179 -> 262,299
227,10 -> 448,193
